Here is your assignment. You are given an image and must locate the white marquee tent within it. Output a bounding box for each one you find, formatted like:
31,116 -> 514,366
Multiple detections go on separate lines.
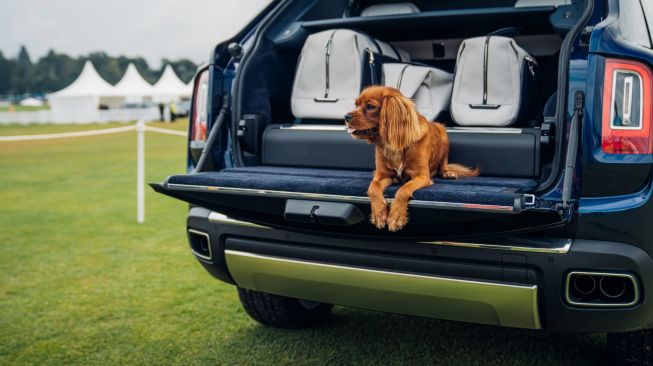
152,65 -> 192,103
44,61 -> 195,123
113,63 -> 156,104
48,61 -> 124,122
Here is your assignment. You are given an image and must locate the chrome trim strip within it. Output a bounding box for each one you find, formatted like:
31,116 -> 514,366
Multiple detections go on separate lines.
225,250 -> 541,329
208,212 -> 269,229
447,127 -> 524,134
166,183 -> 516,213
209,210 -> 571,254
277,125 -> 525,134
187,229 -> 212,261
421,239 -> 572,254
279,124 -> 347,131
565,271 -> 640,308
610,69 -> 644,130
622,75 -> 633,125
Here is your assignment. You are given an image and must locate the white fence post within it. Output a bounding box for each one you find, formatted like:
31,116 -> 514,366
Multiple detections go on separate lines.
136,120 -> 145,224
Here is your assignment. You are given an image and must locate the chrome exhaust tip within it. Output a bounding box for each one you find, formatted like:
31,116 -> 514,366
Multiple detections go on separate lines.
187,229 -> 212,261
573,274 -> 596,295
565,271 -> 638,307
599,276 -> 627,299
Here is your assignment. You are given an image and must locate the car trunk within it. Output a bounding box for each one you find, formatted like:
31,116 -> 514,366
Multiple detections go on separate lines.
152,166 -> 558,239
154,0 -> 590,239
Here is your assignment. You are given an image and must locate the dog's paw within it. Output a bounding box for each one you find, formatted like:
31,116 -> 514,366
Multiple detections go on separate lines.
370,204 -> 388,229
370,212 -> 387,229
441,171 -> 458,179
387,209 -> 408,232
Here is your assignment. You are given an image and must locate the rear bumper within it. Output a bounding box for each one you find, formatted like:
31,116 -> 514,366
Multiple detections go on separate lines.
226,249 -> 541,329
186,207 -> 653,333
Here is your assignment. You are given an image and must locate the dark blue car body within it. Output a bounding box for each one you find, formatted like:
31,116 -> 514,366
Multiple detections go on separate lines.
154,1 -> 653,363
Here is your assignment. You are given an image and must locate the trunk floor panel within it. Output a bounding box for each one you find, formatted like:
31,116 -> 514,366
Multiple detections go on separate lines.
222,166 -> 538,190
166,166 -> 538,207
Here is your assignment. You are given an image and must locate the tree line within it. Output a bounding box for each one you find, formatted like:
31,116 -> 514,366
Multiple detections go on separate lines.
0,46 -> 199,97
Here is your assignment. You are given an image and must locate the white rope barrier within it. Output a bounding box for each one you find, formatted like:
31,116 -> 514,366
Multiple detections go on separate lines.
0,124 -> 136,141
0,124 -> 188,142
0,121 -> 188,224
144,125 -> 187,137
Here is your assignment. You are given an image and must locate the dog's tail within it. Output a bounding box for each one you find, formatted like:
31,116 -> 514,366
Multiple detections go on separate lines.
447,164 -> 480,177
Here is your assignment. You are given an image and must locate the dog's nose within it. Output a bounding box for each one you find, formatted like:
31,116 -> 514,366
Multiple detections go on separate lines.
344,113 -> 353,122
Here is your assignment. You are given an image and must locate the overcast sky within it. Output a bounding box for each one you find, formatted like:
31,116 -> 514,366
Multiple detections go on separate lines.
0,0 -> 270,67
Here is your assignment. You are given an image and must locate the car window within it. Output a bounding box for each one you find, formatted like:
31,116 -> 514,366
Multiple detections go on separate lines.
641,0 -> 653,48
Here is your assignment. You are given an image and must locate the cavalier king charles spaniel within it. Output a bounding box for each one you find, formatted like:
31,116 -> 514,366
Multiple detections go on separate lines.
345,86 -> 479,232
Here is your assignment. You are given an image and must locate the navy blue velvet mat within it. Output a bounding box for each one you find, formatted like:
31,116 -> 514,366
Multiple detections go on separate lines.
221,166 -> 538,190
167,166 -> 538,206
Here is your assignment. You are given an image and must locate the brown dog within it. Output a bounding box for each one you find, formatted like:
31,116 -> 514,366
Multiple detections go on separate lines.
345,86 -> 479,232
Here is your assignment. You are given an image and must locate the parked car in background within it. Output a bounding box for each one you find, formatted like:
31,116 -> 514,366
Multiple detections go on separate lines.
175,100 -> 191,117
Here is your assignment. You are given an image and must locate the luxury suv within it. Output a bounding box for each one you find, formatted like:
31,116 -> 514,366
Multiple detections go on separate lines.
153,1 -> 653,364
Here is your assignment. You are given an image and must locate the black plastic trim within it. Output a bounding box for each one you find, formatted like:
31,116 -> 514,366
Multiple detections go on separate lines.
301,6 -> 556,40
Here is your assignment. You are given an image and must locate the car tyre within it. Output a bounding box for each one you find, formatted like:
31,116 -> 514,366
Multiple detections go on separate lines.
237,287 -> 333,328
608,329 -> 653,365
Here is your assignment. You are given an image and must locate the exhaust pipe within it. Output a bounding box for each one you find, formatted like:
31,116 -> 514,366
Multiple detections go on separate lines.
599,276 -> 626,298
573,274 -> 596,295
566,271 -> 639,307
187,229 -> 212,261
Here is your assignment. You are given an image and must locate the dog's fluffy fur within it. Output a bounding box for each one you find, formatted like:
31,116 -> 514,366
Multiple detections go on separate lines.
346,86 -> 479,232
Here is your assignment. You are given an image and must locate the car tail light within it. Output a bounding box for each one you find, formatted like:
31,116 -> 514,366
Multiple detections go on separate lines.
191,68 -> 210,142
602,59 -> 653,154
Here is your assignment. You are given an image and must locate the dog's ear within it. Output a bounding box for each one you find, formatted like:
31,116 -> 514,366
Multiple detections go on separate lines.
380,92 -> 421,150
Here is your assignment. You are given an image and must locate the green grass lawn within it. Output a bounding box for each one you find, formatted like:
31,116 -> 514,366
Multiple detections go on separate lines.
0,122 -> 607,365
0,105 -> 50,112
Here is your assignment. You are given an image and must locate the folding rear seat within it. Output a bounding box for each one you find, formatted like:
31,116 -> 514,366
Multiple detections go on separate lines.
264,32 -> 544,179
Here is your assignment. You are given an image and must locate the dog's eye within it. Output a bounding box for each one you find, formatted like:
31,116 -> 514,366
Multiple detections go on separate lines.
365,103 -> 375,110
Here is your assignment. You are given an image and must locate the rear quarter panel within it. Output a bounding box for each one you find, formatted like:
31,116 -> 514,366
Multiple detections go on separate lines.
577,0 -> 653,256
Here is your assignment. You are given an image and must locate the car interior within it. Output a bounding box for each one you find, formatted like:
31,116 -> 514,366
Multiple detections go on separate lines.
169,0 -> 588,214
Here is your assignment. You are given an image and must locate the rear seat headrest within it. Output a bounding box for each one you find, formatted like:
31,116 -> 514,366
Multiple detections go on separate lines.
360,2 -> 420,17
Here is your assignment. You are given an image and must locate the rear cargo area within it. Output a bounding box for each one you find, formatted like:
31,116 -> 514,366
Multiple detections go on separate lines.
163,1 -> 589,233
167,166 -> 537,208
220,2 -> 582,193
